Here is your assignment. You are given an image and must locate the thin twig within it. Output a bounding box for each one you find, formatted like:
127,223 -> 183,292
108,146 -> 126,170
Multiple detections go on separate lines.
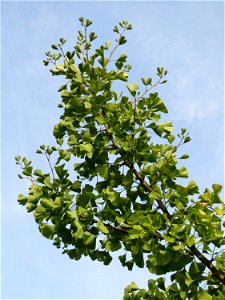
44,151 -> 55,180
84,25 -> 89,60
131,76 -> 164,105
106,28 -> 126,65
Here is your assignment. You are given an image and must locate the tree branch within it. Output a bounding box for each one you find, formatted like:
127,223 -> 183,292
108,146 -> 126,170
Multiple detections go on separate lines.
105,126 -> 225,285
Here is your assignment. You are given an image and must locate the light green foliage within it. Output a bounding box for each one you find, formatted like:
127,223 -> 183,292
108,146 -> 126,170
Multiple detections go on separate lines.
16,18 -> 225,298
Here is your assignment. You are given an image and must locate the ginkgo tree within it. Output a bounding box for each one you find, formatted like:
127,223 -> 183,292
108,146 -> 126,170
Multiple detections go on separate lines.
16,17 -> 225,299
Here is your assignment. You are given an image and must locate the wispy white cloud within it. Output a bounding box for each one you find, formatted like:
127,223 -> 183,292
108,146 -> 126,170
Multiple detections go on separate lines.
172,100 -> 219,122
169,75 -> 223,122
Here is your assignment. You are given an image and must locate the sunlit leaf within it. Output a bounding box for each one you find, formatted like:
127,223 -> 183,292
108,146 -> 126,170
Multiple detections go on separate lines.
40,224 -> 55,240
126,82 -> 139,93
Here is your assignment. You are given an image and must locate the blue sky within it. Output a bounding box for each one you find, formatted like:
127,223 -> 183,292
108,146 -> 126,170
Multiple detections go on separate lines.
1,1 -> 224,299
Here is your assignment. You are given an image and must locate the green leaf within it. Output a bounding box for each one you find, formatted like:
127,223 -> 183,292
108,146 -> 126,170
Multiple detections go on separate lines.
51,44 -> 59,50
104,41 -> 111,49
79,16 -> 84,23
15,155 -> 21,162
156,277 -> 165,290
58,85 -> 67,92
26,203 -> 37,212
89,32 -> 97,41
96,220 -> 109,234
118,36 -> 127,45
214,203 -> 225,215
124,259 -> 134,271
113,25 -> 119,33
184,272 -> 194,287
53,197 -> 61,209
184,136 -> 191,143
36,149 -> 43,154
160,80 -> 167,84
126,83 -> 139,93
58,149 -> 71,161
86,19 -> 93,27
84,101 -> 92,109
83,232 -> 95,246
167,134 -> 176,144
22,166 -> 33,176
46,147 -> 53,155
44,175 -> 53,189
157,66 -> 165,76
71,180 -> 81,192
73,223 -> 84,240
147,93 -> 168,113
178,166 -> 188,178
54,164 -> 66,179
17,194 -> 27,205
123,169 -> 133,190
22,158 -> 32,166
59,37 -> 66,44
212,183 -> 222,194
33,169 -> 44,177
124,282 -> 139,293
40,224 -> 55,240
103,187 -> 120,205
70,64 -> 81,74
186,180 -> 199,195
105,241 -> 121,252
162,121 -> 173,133
129,225 -> 143,239
164,235 -> 176,243
41,198 -> 55,209
141,77 -> 152,86
56,64 -> 64,71
117,53 -> 127,62
179,154 -> 189,159
197,291 -> 212,300
97,165 -> 108,180
80,143 -> 94,158
43,59 -> 49,66
35,205 -> 46,214
67,211 -> 78,220
189,261 -> 205,278
115,70 -> 128,81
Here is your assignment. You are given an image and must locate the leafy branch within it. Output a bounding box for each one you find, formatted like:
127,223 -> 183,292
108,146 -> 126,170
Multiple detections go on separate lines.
16,17 -> 225,299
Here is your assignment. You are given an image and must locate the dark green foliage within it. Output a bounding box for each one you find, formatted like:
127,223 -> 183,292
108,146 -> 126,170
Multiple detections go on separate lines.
16,17 -> 225,299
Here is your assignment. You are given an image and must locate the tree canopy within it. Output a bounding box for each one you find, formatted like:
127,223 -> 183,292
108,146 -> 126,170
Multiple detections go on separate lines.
16,17 -> 225,299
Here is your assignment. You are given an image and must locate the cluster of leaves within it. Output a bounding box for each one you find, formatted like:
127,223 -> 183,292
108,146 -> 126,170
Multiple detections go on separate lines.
16,18 -> 225,299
